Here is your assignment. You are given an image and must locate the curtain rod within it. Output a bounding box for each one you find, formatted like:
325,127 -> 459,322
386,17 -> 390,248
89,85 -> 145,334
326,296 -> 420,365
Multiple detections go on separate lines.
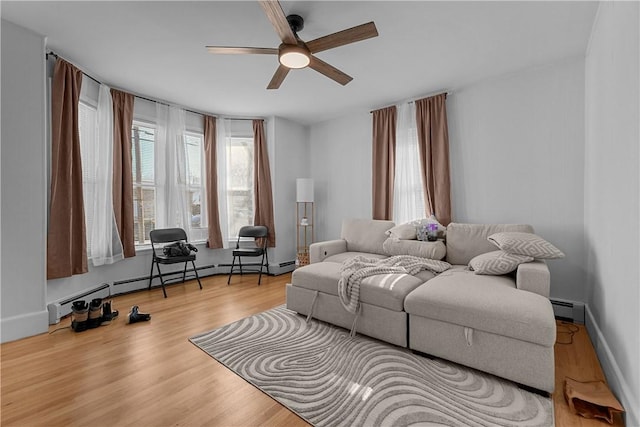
45,50 -> 257,122
369,91 -> 449,113
46,51 -> 102,86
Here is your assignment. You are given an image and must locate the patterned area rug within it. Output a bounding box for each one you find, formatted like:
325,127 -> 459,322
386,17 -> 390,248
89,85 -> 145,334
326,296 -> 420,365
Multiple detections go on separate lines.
190,306 -> 553,427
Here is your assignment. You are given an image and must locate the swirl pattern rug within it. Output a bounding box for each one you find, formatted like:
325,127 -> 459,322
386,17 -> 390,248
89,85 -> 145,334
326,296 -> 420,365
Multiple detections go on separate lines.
190,306 -> 553,427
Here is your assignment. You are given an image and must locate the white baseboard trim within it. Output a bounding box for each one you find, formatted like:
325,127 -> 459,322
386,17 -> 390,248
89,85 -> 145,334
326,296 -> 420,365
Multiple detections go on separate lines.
585,305 -> 639,426
217,261 -> 295,276
1,310 -> 49,343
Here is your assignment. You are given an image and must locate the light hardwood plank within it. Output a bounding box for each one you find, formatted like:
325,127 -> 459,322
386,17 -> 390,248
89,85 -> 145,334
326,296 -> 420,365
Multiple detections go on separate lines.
0,273 -> 623,426
554,320 -> 625,426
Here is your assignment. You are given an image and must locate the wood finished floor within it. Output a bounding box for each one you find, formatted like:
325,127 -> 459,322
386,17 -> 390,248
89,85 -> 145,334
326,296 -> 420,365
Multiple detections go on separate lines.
1,273 -> 624,426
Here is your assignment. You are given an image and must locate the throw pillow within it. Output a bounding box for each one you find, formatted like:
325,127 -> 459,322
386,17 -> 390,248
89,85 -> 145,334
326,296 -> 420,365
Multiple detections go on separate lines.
382,238 -> 447,260
385,223 -> 417,240
488,232 -> 565,259
411,216 -> 446,239
469,250 -> 534,275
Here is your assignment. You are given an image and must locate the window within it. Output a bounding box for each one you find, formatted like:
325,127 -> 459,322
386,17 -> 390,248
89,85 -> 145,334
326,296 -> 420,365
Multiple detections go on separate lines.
185,132 -> 207,241
78,101 -> 98,255
393,103 -> 426,224
131,123 -> 207,245
78,84 -> 124,266
131,122 -> 156,245
226,136 -> 254,238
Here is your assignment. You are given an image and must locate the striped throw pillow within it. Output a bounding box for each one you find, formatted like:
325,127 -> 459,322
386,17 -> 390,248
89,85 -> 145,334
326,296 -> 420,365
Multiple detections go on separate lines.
469,250 -> 534,275
488,232 -> 565,259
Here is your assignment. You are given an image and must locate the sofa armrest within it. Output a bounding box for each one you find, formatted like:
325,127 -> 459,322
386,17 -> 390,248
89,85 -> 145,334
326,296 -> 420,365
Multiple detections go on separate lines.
516,260 -> 550,297
309,240 -> 347,263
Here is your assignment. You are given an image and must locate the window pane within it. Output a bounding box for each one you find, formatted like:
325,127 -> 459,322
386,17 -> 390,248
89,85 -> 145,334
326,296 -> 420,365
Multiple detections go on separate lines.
190,190 -> 201,228
185,133 -> 204,231
226,137 -> 254,237
133,186 -> 155,244
132,125 -> 155,184
132,123 -> 156,245
185,134 -> 202,186
78,102 -> 97,256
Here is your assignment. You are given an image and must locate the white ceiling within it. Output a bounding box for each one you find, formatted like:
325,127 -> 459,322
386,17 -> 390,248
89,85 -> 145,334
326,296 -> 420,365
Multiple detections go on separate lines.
2,1 -> 598,125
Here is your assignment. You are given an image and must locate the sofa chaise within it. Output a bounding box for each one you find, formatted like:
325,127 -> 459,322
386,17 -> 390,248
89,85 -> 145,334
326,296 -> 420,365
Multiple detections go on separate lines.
286,218 -> 558,393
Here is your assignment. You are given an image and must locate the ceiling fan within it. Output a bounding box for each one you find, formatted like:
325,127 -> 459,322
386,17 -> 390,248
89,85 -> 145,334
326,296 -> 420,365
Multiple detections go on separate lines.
206,0 -> 379,89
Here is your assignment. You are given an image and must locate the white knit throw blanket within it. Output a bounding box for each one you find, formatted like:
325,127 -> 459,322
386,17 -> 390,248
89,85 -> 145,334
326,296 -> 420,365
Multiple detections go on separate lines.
338,255 -> 451,314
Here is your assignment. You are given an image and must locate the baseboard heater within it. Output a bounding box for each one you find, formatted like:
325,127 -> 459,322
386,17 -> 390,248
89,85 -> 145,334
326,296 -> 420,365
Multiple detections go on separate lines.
218,260 -> 295,275
47,283 -> 111,325
218,262 -> 265,267
112,263 -> 218,294
551,298 -> 585,324
279,260 -> 296,268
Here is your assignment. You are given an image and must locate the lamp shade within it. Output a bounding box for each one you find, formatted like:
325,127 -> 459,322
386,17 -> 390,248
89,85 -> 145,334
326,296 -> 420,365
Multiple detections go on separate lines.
279,45 -> 310,69
296,178 -> 314,202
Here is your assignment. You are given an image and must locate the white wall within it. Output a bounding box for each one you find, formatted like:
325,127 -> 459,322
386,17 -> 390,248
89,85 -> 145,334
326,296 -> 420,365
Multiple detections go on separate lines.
269,117 -> 310,265
309,112 -> 372,241
309,59 -> 587,302
1,20 -> 49,342
448,58 -> 586,301
584,2 -> 639,425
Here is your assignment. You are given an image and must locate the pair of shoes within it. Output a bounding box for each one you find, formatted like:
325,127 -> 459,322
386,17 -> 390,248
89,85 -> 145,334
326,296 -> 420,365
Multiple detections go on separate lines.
101,301 -> 119,326
71,299 -> 120,331
126,306 -> 151,324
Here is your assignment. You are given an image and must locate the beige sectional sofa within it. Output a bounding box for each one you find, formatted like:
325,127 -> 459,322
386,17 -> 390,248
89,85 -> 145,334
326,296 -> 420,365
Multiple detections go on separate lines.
286,218 -> 557,393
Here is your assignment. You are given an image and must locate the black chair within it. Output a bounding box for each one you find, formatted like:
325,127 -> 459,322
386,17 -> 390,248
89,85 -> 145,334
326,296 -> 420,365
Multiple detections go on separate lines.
227,225 -> 270,285
148,228 -> 202,298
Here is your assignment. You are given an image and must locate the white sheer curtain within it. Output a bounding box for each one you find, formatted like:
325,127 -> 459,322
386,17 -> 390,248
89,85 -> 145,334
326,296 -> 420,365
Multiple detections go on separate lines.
90,84 -> 124,266
156,103 -> 190,237
393,102 -> 426,224
216,117 -> 230,248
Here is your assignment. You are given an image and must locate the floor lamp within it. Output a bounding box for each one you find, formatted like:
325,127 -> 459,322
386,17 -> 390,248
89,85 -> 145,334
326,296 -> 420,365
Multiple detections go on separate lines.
296,178 -> 314,267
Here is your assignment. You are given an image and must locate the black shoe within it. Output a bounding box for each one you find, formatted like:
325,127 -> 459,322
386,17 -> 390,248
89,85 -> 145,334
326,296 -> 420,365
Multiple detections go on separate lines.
101,301 -> 119,325
71,300 -> 89,332
87,298 -> 103,329
126,305 -> 151,324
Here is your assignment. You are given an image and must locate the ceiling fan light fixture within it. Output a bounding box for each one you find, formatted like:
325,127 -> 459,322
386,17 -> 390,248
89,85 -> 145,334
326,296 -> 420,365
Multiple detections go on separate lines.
279,45 -> 310,69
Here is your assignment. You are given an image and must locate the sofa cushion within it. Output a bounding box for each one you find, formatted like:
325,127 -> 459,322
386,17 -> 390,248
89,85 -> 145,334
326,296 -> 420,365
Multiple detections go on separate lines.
385,223 -> 417,240
342,218 -> 395,255
469,250 -> 534,275
414,270 -> 437,283
291,262 -> 425,311
324,252 -> 387,264
445,223 -> 534,265
292,262 -> 343,295
488,232 -> 565,259
383,238 -> 446,260
404,266 -> 555,346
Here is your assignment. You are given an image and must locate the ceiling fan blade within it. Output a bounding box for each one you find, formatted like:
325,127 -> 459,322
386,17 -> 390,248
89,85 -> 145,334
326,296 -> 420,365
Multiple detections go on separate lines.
206,46 -> 278,55
306,22 -> 378,54
308,56 -> 353,86
267,64 -> 290,89
258,0 -> 297,45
